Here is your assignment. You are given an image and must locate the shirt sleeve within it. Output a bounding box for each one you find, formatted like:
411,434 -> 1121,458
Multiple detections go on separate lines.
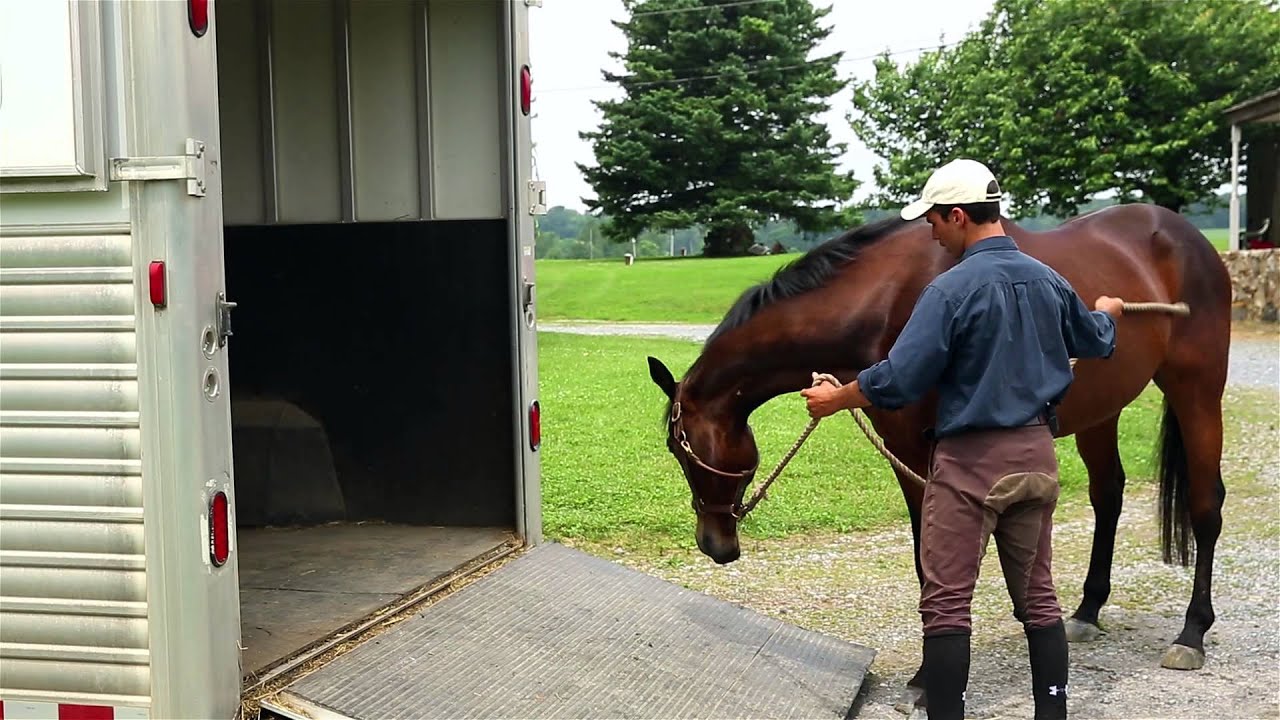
856,285 -> 955,409
1058,284 -> 1117,359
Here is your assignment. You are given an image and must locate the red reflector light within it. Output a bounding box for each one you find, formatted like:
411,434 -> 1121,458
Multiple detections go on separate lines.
58,705 -> 113,720
189,0 -> 209,37
528,400 -> 541,451
210,491 -> 230,566
520,65 -> 532,116
148,261 -> 167,308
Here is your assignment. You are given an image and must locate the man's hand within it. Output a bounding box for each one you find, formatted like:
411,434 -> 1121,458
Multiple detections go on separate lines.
801,376 -> 871,418
800,382 -> 845,419
1095,295 -> 1125,318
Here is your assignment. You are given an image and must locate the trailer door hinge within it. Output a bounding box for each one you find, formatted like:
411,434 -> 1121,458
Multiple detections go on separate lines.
525,0 -> 543,7
528,180 -> 547,216
110,139 -> 207,197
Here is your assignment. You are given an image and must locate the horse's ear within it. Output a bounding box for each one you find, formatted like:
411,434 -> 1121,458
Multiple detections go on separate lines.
647,356 -> 677,399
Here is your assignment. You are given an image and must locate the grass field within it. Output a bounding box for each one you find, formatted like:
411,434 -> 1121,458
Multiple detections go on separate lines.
1201,227 -> 1229,250
537,229 -> 1232,322
536,255 -> 790,323
534,224 -> 1226,554
537,332 -> 1166,556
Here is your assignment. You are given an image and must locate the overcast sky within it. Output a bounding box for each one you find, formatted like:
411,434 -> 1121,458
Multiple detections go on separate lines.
528,0 -> 996,212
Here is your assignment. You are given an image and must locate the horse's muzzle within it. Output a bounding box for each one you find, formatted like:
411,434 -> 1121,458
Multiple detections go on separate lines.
696,516 -> 741,564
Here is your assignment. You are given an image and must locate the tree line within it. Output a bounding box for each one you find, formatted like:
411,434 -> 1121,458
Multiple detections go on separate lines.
567,0 -> 1279,257
537,194 -> 1248,260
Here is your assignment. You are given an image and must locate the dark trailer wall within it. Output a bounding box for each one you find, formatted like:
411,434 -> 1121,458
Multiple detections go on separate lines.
214,0 -> 526,674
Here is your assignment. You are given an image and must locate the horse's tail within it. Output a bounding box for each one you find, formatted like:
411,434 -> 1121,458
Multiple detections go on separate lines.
1157,397 -> 1192,566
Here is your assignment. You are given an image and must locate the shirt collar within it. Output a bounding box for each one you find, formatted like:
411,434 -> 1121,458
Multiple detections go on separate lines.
960,235 -> 1017,261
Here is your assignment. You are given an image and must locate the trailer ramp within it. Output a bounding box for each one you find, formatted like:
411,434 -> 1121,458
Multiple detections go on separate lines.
263,543 -> 876,720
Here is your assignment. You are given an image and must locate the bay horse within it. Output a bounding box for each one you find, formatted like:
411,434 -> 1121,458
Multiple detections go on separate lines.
646,204 -> 1231,703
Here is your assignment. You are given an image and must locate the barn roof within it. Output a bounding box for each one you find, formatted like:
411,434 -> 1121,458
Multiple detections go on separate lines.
1225,88 -> 1280,125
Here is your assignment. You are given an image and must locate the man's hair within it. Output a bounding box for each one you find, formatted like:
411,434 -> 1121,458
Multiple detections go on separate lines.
931,201 -> 1001,225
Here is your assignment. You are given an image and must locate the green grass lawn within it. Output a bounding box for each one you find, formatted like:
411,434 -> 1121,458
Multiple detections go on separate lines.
537,332 -> 1165,555
536,255 -> 794,323
1201,227 -> 1229,250
537,229 -> 1231,323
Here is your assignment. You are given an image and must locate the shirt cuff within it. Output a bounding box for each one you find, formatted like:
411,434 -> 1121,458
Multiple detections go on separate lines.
856,361 -> 894,409
1099,311 -> 1118,358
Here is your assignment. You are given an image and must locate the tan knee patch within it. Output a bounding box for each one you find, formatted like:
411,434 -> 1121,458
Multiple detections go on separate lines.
984,472 -> 1059,516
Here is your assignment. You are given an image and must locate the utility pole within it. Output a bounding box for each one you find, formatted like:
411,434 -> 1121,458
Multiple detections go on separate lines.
589,225 -> 594,260
669,230 -> 675,257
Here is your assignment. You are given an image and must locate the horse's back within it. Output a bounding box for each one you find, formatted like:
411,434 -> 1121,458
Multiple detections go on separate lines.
1008,204 -> 1231,433
1013,204 -> 1229,314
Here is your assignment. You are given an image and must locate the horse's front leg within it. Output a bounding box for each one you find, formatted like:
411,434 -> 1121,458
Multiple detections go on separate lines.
868,414 -> 931,714
895,463 -> 928,716
1065,414 -> 1126,642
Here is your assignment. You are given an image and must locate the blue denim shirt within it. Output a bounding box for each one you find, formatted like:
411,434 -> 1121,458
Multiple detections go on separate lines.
856,236 -> 1116,438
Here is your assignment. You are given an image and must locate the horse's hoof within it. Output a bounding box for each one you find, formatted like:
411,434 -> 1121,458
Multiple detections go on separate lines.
1161,643 -> 1205,670
893,685 -> 925,716
1064,617 -> 1104,643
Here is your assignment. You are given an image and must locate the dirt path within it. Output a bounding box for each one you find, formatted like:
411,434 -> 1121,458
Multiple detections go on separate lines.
563,334 -> 1280,717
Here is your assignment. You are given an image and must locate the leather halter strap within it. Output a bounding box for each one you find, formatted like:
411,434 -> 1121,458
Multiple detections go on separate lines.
669,401 -> 758,517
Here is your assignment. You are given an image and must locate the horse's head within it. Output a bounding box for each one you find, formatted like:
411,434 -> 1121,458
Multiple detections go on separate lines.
648,356 -> 759,564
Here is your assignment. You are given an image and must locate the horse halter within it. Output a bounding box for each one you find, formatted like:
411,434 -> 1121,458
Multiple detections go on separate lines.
668,400 -> 759,518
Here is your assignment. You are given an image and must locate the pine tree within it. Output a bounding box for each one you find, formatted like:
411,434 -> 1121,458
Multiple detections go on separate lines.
579,0 -> 858,256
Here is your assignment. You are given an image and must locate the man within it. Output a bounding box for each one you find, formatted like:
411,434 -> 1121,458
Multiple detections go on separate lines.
801,159 -> 1123,720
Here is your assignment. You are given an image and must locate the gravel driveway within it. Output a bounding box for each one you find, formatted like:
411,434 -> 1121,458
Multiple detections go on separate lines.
1229,333 -> 1280,390
548,321 -> 1280,718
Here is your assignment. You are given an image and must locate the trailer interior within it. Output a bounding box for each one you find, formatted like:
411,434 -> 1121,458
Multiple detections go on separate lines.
214,0 -> 522,675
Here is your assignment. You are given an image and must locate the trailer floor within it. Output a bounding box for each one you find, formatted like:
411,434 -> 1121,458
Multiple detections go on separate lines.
237,523 -> 514,674
267,543 -> 876,719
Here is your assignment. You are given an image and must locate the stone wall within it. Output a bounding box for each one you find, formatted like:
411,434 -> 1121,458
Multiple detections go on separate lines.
1221,249 -> 1279,323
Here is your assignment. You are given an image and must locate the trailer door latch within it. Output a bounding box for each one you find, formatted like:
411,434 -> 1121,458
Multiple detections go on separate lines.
216,292 -> 237,347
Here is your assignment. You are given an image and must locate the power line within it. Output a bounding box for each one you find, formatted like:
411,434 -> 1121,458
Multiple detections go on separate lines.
631,0 -> 784,17
537,42 -> 950,95
536,0 -> 1179,96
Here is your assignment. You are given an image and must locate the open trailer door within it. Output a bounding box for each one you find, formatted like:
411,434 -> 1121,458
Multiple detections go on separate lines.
0,1 -> 242,717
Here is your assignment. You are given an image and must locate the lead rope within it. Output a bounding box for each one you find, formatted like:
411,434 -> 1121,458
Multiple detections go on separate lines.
736,301 -> 1191,517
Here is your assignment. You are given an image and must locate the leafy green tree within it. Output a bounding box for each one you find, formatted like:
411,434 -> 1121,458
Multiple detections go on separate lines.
535,229 -> 563,259
538,206 -> 590,241
580,0 -> 859,256
852,0 -> 1280,215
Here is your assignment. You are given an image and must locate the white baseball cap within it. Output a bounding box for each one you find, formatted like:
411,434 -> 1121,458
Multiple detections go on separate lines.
900,159 -> 1002,221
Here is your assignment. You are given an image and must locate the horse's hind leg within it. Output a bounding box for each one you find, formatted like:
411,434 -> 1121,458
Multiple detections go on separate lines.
1064,413 -> 1126,643
1153,367 -> 1226,670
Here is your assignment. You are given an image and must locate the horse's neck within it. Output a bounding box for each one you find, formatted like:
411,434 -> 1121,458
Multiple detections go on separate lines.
688,232 -> 940,417
687,355 -> 810,421
691,311 -> 881,418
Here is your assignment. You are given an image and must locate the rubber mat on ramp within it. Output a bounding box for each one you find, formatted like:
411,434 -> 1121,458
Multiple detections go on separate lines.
268,543 -> 876,719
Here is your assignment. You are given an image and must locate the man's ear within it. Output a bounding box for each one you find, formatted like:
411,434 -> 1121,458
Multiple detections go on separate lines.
647,356 -> 677,399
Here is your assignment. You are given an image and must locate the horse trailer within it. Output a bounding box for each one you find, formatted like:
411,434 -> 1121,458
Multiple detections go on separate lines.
0,0 -> 543,716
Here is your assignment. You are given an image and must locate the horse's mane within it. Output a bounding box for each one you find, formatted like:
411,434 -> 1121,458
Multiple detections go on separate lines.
659,216 -> 908,428
705,216 -> 908,345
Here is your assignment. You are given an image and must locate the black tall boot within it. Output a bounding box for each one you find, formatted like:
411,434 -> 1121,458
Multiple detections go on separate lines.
922,632 -> 970,720
1026,620 -> 1069,719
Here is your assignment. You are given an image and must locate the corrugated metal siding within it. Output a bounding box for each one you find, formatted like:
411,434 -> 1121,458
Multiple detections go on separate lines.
0,232 -> 150,706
